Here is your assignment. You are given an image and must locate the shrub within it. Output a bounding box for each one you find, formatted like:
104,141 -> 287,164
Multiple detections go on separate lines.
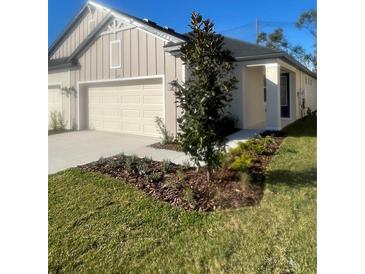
181,160 -> 191,171
136,161 -> 149,176
49,111 -> 67,130
49,111 -> 59,130
229,154 -> 253,172
95,156 -> 108,166
155,116 -> 174,145
161,159 -> 173,173
125,155 -> 139,173
148,172 -> 164,183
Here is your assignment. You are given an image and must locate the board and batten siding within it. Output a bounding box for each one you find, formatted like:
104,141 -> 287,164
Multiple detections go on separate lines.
50,8 -> 108,60
69,28 -> 183,135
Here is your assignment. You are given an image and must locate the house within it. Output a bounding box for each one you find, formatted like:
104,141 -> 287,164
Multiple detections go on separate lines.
48,0 -> 317,137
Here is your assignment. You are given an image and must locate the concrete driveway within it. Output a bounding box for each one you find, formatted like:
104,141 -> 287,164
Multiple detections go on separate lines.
48,130 -> 189,174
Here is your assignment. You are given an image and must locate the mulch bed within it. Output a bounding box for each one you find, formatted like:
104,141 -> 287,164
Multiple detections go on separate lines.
149,142 -> 182,152
79,134 -> 284,212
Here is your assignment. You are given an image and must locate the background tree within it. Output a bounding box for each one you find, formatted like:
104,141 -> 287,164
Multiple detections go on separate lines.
296,9 -> 317,70
171,12 -> 237,182
257,9 -> 317,71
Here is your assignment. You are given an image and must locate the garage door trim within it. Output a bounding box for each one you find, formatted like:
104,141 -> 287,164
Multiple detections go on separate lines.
77,75 -> 165,135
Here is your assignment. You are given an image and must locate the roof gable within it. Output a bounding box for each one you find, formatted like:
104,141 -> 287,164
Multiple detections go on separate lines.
49,0 -> 187,65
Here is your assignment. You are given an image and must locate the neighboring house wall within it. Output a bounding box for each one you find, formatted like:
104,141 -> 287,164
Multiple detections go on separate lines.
50,8 -> 109,60
48,70 -> 73,129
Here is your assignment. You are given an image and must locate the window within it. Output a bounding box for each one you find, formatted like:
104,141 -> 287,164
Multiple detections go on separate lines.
88,19 -> 96,34
110,40 -> 121,69
263,75 -> 267,103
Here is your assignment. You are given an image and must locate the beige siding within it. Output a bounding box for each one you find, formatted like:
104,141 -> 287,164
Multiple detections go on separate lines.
67,26 -> 182,134
138,31 -> 148,76
50,8 -> 108,60
244,67 -> 266,129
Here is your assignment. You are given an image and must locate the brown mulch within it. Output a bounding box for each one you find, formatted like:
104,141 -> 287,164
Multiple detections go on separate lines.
79,135 -> 284,212
149,142 -> 182,152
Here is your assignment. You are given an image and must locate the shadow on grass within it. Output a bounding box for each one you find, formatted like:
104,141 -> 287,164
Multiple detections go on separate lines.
265,167 -> 317,189
282,115 -> 317,138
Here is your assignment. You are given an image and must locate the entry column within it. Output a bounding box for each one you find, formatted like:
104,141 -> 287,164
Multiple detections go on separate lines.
265,64 -> 281,130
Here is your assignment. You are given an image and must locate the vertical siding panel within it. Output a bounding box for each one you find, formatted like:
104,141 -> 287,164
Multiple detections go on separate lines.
110,33 -> 116,79
138,30 -> 147,76
123,29 -> 131,77
147,35 -> 156,75
91,41 -> 97,79
85,47 -> 91,80
96,37 -> 103,80
130,28 -> 139,77
116,31 -> 123,78
102,34 -> 110,79
79,54 -> 85,81
156,39 -> 164,75
176,58 -> 182,81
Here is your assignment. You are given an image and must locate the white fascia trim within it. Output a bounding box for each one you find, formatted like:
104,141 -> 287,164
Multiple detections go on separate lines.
88,1 -> 110,12
110,12 -> 184,43
110,40 -> 122,69
76,75 -> 165,131
265,63 -> 280,68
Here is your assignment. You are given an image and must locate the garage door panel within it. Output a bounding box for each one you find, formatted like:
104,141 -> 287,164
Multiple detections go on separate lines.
122,95 -> 141,105
88,79 -> 163,137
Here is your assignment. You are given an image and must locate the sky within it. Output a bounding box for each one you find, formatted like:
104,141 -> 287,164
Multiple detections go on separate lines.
49,0 -> 316,53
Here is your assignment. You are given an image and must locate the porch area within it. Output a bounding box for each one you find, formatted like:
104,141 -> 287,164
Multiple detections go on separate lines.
242,60 -> 302,131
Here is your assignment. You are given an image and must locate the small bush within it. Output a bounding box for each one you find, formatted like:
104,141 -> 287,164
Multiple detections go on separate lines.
125,155 -> 139,173
148,172 -> 164,183
95,156 -> 108,166
155,116 -> 174,145
181,160 -> 191,171
161,159 -> 173,173
136,161 -> 149,176
50,111 -> 59,130
49,111 -> 67,130
108,158 -> 124,169
229,154 -> 253,172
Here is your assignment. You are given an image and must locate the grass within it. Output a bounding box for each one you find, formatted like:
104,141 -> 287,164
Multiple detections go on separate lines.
49,116 -> 317,273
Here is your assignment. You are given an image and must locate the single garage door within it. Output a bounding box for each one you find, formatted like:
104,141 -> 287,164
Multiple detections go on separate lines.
48,85 -> 63,128
88,78 -> 163,137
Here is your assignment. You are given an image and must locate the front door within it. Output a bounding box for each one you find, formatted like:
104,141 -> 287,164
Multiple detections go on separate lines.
280,73 -> 290,118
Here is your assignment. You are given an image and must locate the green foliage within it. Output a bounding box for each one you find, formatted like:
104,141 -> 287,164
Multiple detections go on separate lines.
155,116 -> 174,145
148,171 -> 164,183
181,160 -> 191,171
136,161 -> 149,176
257,28 -> 316,71
229,154 -> 253,172
171,12 -> 237,180
49,111 -> 67,131
296,9 -> 317,38
125,155 -> 139,173
94,156 -> 108,166
161,159 -> 173,173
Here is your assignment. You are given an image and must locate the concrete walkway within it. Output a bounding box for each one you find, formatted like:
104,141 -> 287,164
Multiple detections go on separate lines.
49,129 -> 263,175
225,129 -> 264,149
48,131 -> 189,174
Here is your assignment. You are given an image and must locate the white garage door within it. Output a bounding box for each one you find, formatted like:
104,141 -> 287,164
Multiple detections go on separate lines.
48,85 -> 63,128
88,79 -> 163,137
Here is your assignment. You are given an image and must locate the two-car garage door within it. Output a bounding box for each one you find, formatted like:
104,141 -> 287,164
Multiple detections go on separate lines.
87,78 -> 163,137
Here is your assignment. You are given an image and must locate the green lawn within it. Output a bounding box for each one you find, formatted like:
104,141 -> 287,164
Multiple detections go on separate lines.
49,116 -> 317,273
